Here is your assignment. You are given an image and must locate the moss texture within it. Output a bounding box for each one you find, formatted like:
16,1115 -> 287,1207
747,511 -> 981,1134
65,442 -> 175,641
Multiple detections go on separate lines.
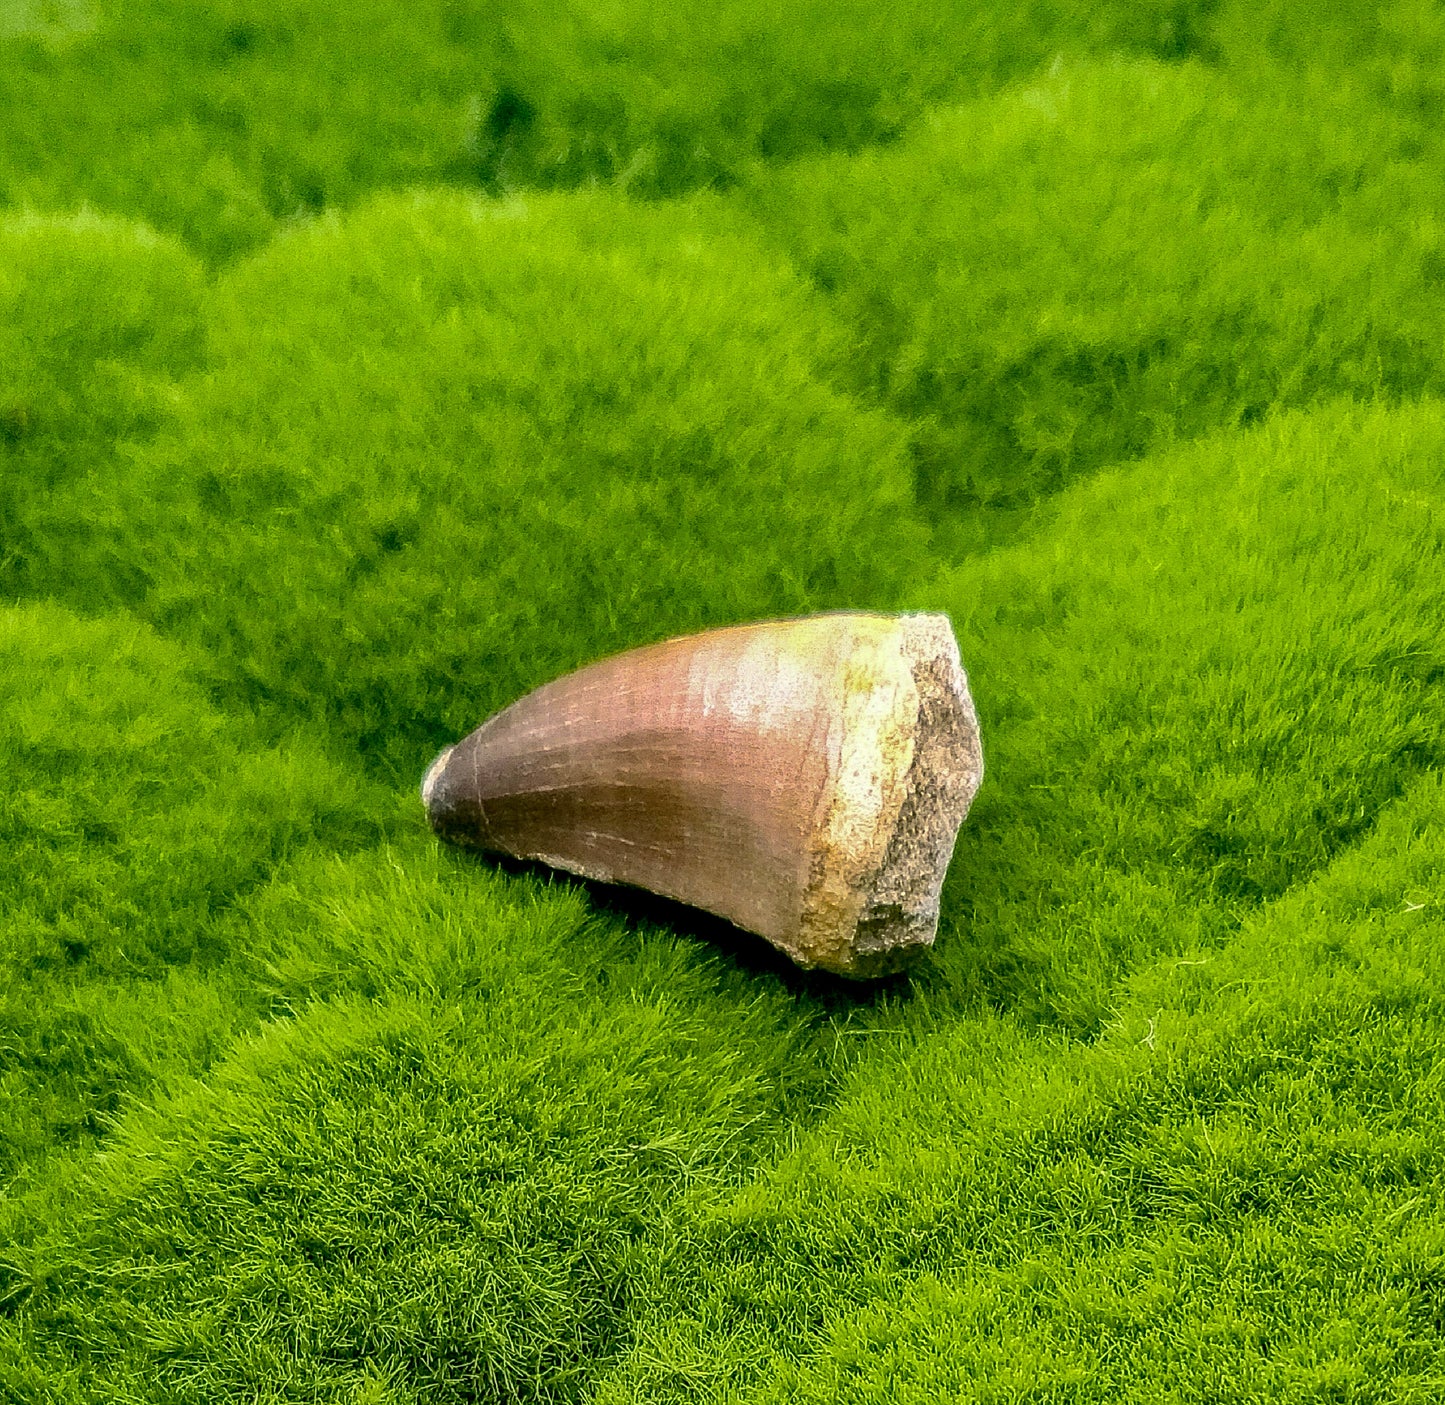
3,4 -> 1445,1400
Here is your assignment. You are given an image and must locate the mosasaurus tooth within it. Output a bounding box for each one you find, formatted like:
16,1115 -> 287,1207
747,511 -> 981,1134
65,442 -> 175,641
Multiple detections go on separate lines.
422,612 -> 983,978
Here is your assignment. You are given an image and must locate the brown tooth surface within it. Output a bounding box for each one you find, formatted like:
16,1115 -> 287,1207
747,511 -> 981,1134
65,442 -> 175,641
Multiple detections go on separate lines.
423,612 -> 983,978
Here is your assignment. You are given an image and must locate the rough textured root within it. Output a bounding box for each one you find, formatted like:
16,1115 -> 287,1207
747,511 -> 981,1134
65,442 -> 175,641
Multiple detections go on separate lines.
847,615 -> 984,977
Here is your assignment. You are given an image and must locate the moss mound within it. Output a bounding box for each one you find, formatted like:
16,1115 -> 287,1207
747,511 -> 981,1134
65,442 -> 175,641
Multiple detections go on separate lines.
0,600 -> 388,1182
749,60 -> 1445,532
2,0 -> 1223,261
4,190 -> 925,778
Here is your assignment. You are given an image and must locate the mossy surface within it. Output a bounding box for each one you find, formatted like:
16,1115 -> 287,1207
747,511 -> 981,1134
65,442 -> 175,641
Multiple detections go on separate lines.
0,601 -> 392,1186
0,0 -> 1228,262
4,6 -> 1445,1400
3,191 -> 925,779
748,59 -> 1445,533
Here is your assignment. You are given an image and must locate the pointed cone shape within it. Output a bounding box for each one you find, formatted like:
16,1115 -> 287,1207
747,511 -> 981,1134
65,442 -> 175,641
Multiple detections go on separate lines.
423,613 -> 983,977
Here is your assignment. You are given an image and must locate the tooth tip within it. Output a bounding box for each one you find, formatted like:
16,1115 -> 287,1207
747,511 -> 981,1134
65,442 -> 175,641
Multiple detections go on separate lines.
421,745 -> 454,809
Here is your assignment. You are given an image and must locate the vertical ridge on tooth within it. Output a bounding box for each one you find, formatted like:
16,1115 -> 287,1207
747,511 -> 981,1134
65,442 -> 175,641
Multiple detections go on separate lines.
423,612 -> 983,978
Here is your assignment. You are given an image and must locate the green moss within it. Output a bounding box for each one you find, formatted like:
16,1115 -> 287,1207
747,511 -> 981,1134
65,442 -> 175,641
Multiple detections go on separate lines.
0,600 -> 390,1180
0,211 -> 203,598
921,399 -> 1445,1028
599,743 -> 1445,1405
592,398 -> 1445,1395
5,841 -> 824,1403
6,10 -> 1445,1400
0,0 -> 95,44
7,188 -> 927,779
9,394 -> 1443,1400
0,0 -> 1221,261
0,211 -> 202,428
1211,0 -> 1445,129
747,59 -> 1445,534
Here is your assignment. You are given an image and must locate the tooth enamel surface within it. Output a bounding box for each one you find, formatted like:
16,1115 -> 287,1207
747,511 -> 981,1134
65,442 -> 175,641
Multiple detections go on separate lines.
423,612 -> 982,978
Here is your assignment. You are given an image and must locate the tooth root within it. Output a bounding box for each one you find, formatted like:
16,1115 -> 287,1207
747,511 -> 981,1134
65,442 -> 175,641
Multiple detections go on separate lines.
423,612 -> 983,978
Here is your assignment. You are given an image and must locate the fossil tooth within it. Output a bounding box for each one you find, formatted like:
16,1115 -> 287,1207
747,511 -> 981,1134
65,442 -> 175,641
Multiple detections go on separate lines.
422,612 -> 983,978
